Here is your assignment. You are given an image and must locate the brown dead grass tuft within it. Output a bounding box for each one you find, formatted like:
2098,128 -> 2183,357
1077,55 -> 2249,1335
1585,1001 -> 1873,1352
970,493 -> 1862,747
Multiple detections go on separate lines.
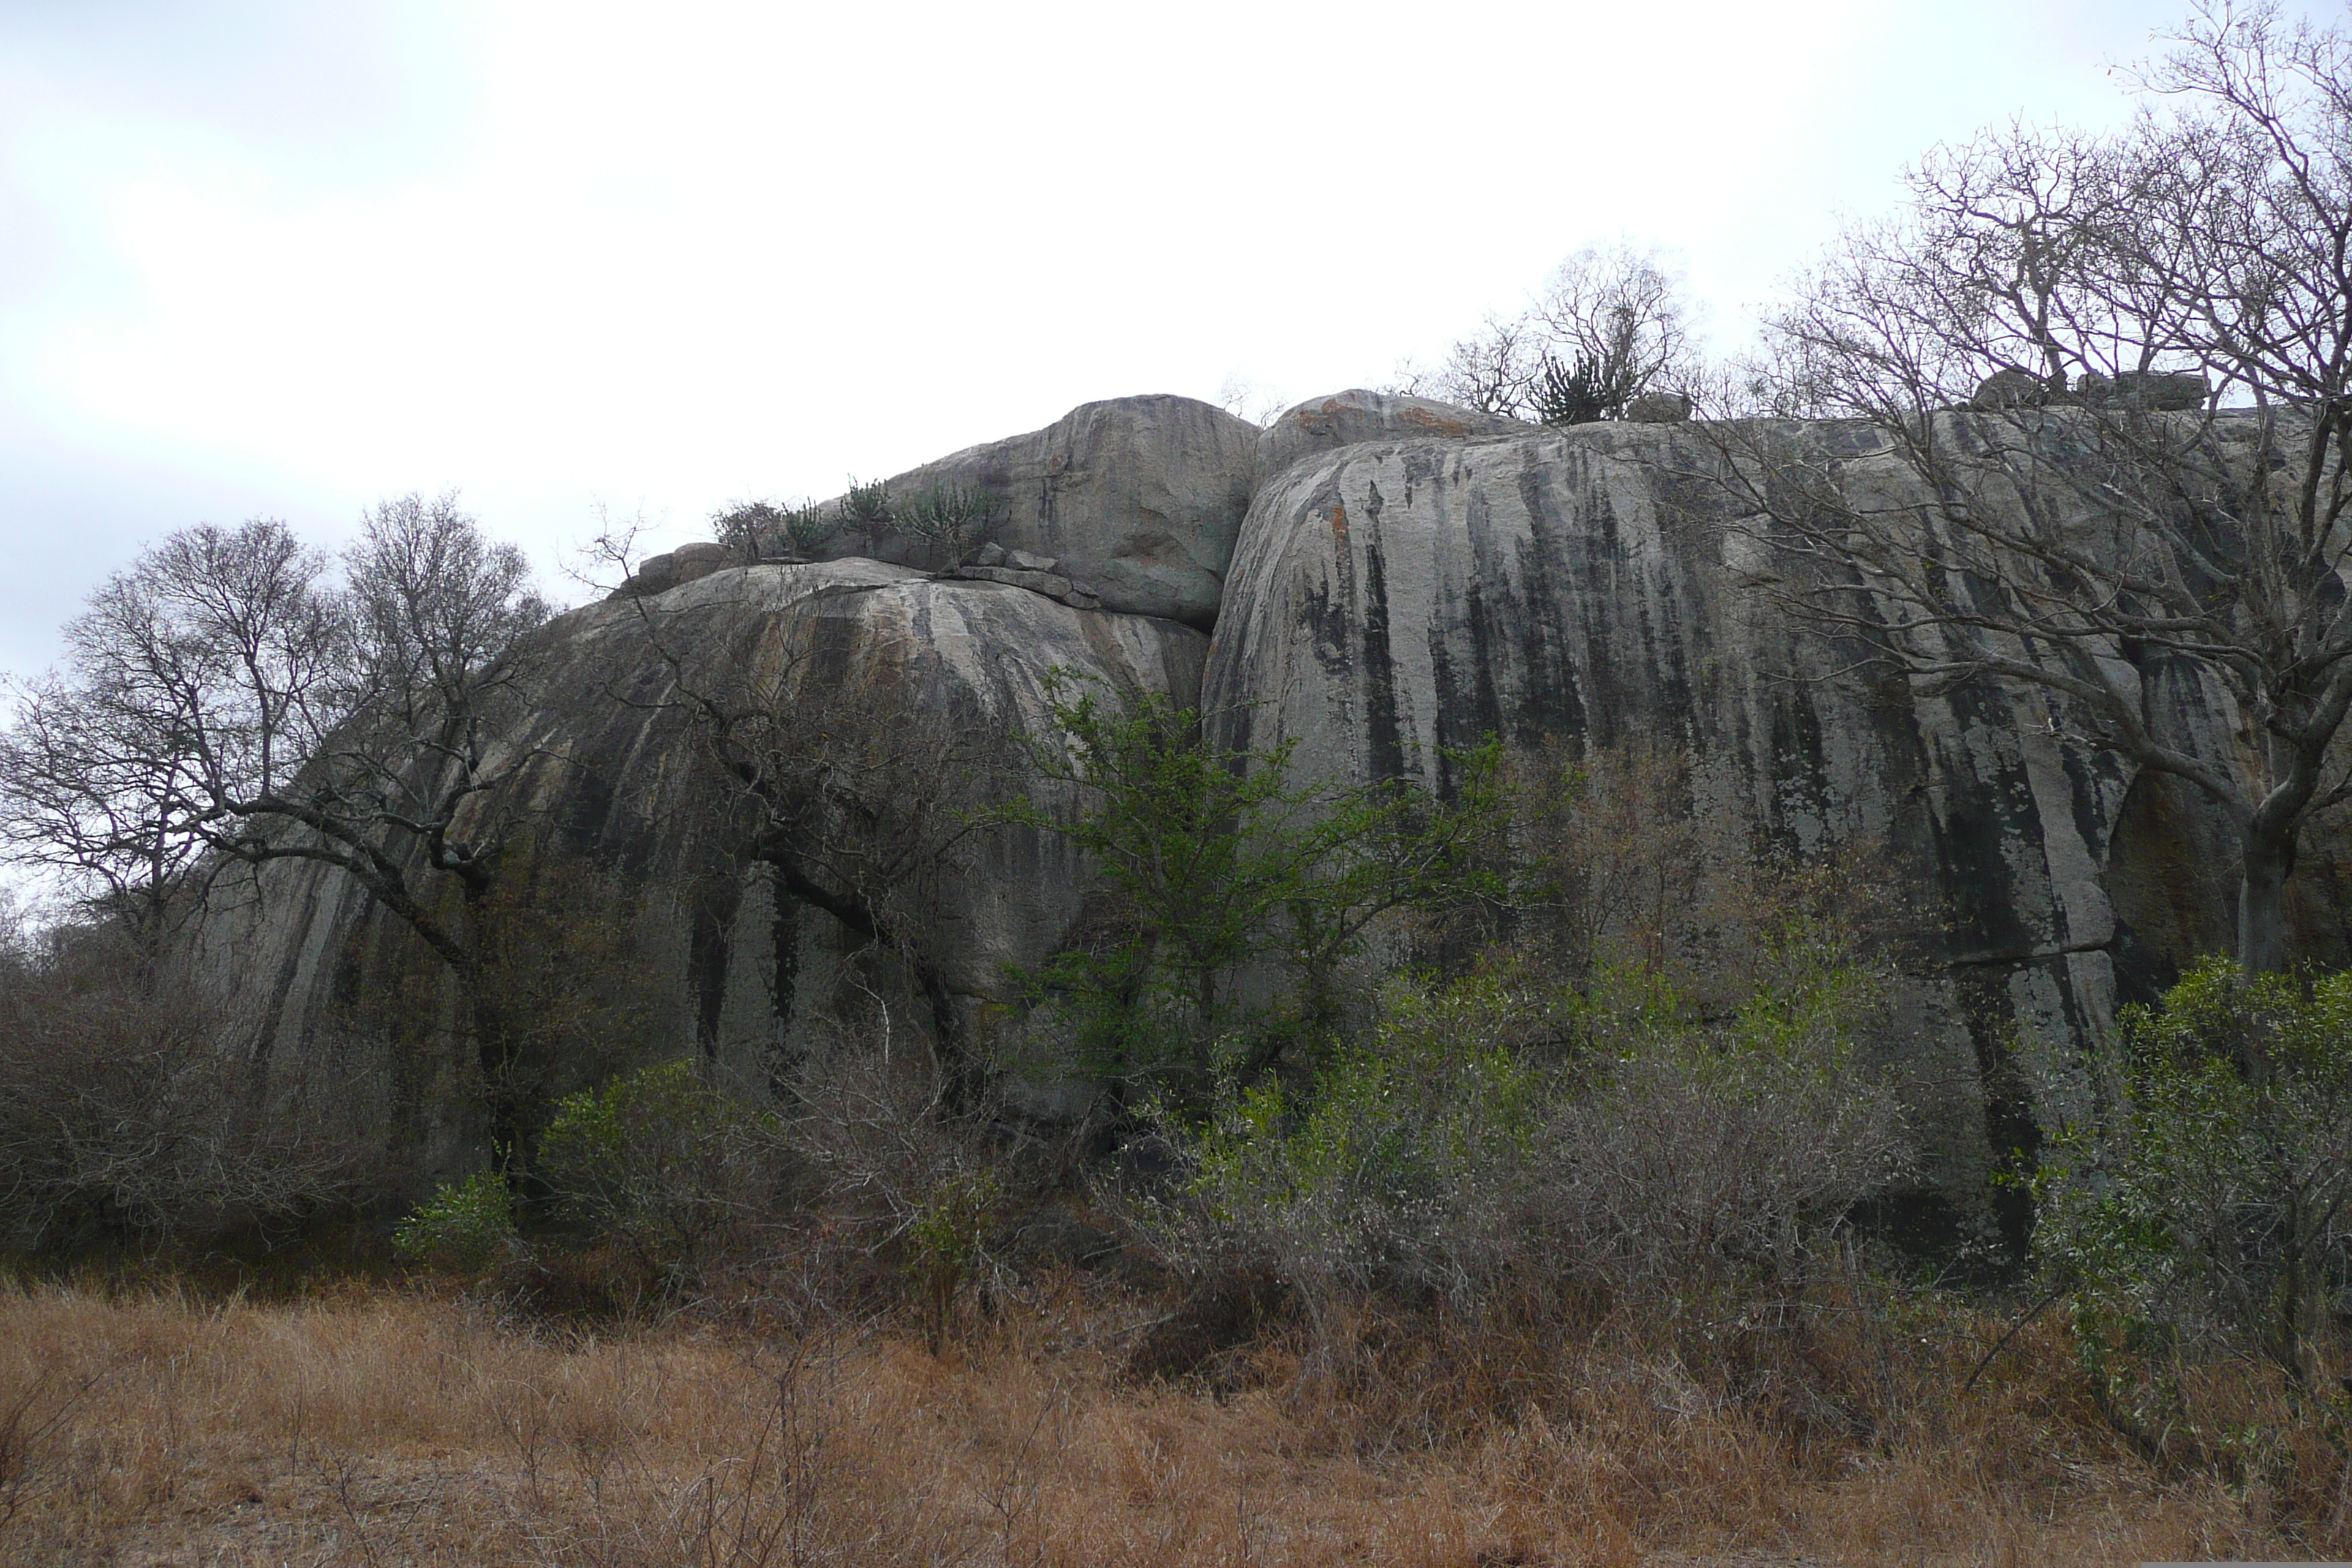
0,1275 -> 2321,1567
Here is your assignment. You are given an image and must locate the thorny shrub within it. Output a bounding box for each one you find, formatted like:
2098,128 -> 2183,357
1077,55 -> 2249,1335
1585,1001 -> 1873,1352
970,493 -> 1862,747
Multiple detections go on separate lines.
0,918 -> 361,1251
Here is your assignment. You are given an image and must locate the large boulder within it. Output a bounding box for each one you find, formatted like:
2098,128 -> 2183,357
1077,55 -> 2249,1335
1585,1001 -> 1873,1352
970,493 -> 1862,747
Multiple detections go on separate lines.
1202,415 -> 2294,1214
621,540 -> 732,596
1256,389 -> 1523,481
796,394 -> 1260,630
189,560 -> 1207,1189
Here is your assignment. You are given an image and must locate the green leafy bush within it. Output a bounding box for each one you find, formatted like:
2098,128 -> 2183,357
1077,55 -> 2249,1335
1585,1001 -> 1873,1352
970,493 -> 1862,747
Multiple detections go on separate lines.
1156,923 -> 1908,1314
1006,671 -> 1509,1096
2036,958 -> 2352,1461
905,1169 -> 1000,1354
392,1170 -> 519,1273
1175,973 -> 1549,1300
537,1059 -> 766,1284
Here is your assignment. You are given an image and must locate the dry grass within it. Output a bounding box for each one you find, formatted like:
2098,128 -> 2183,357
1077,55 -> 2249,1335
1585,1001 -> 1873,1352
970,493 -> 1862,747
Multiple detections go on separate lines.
0,1275 -> 2320,1567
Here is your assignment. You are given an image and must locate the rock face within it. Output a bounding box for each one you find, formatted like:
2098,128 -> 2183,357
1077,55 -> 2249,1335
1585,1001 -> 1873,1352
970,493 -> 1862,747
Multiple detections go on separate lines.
1623,391 -> 1693,423
1256,389 -> 1525,481
1971,369 -> 2054,410
622,540 -> 732,596
2104,370 -> 2211,410
1201,414 -> 2308,1214
184,385 -> 2351,1229
800,394 -> 1260,630
192,561 -> 1206,1189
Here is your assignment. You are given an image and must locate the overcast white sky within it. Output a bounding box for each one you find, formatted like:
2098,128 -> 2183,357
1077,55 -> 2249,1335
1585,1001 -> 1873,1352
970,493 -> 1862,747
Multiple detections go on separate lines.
1,1 -> 2333,676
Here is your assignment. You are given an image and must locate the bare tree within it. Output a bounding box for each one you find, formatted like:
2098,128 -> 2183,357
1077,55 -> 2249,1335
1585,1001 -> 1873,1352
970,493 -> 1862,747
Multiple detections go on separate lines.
1526,243 -> 1695,422
0,494 -> 558,1155
1719,0 -> 2352,974
1420,243 -> 1695,422
1433,312 -> 1543,416
0,521 -> 343,956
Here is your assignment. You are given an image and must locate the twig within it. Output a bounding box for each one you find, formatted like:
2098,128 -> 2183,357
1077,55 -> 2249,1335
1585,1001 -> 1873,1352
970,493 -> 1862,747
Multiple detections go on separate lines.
1963,1286 -> 2061,1394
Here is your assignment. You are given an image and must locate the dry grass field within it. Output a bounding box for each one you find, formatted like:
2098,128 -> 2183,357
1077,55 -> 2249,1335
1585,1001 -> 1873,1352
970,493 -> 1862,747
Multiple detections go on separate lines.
0,1274 -> 2318,1567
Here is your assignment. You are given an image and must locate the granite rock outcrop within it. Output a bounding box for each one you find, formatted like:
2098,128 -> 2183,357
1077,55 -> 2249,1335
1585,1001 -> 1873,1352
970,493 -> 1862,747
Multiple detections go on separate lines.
186,388 -> 2346,1221
797,394 -> 1259,629
192,560 -> 1205,1186
1255,388 -> 1525,480
1201,412 -> 2340,1207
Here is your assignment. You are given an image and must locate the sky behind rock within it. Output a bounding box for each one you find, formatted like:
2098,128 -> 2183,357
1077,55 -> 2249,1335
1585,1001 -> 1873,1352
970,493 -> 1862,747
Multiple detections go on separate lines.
0,0 -> 2327,676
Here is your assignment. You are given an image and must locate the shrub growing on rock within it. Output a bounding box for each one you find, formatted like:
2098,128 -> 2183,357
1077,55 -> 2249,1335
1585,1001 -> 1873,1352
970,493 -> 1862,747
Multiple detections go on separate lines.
836,477 -> 894,531
714,497 -> 838,559
891,482 -> 1004,563
710,498 -> 787,559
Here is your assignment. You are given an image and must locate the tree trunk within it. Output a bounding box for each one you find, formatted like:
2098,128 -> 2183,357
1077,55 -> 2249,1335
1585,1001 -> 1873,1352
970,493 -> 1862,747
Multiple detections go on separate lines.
459,969 -> 531,1180
2236,835 -> 2292,976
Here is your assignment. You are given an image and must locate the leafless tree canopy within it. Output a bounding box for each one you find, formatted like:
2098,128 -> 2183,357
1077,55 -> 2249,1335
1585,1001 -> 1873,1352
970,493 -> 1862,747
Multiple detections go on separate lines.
1403,243 -> 1695,422
1,496 -> 549,949
1722,0 -> 2352,973
0,521 -> 343,948
0,493 -> 557,1153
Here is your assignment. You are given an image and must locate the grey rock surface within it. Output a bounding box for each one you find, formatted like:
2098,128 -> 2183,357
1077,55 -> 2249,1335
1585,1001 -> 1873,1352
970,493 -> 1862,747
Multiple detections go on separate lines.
948,564 -> 1076,598
1624,391 -> 1693,423
1256,389 -> 1524,482
191,559 -> 1207,1192
2109,370 -> 2210,410
1970,369 -> 2052,410
796,394 -> 1259,629
621,540 -> 734,596
178,385 -> 2347,1226
1202,413 -> 2299,1208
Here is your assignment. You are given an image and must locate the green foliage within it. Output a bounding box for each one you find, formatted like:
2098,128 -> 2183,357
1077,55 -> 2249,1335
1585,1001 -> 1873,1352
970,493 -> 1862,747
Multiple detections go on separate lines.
892,482 -> 1005,559
905,1169 -> 1000,1354
2036,958 -> 2352,1458
537,1059 -> 765,1284
1005,671 -> 1509,1093
392,1170 -> 519,1273
837,477 -> 894,531
1176,973 -> 1550,1296
715,497 -> 837,557
1159,932 -> 1905,1307
783,502 -> 837,554
1533,347 -> 1631,425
